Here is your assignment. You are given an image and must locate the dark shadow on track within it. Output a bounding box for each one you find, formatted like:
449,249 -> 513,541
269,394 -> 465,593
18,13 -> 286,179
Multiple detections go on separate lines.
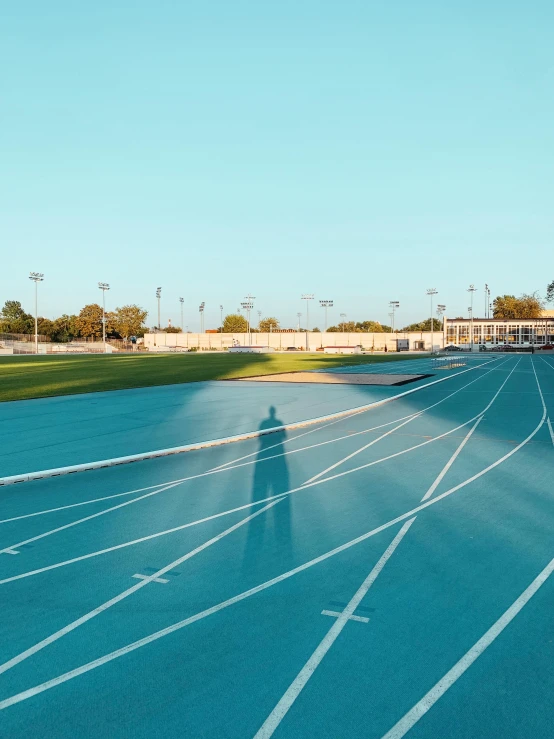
243,407 -> 292,566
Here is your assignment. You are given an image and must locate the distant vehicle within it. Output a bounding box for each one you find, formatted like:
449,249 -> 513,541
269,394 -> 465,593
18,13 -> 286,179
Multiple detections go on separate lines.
444,344 -> 463,351
538,343 -> 554,351
285,346 -> 300,351
495,344 -> 515,352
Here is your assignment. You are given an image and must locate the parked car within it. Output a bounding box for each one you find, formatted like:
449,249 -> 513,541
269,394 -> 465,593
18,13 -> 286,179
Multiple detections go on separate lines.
285,346 -> 300,351
495,344 -> 515,352
444,344 -> 463,351
537,344 -> 554,351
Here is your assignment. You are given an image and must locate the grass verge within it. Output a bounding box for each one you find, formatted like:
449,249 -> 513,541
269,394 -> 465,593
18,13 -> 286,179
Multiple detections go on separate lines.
0,352 -> 424,403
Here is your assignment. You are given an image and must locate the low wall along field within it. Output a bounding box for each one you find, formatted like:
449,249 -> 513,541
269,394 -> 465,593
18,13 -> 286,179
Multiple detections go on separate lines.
144,330 -> 445,352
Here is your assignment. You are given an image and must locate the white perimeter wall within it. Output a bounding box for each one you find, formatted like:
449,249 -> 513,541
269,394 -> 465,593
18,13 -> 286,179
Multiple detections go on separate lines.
144,331 -> 445,352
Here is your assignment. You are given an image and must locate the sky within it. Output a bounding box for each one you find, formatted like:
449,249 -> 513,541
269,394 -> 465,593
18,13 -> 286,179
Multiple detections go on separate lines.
1,1 -> 553,331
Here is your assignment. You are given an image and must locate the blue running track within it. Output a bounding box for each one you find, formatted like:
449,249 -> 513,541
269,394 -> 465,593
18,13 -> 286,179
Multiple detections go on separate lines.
0,354 -> 553,738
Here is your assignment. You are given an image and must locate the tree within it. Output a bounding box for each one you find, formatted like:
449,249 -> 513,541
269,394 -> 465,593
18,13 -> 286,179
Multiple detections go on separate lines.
222,313 -> 248,332
52,314 -> 79,342
546,280 -> 554,303
0,300 -> 34,334
37,318 -> 57,339
401,318 -> 442,332
492,293 -> 543,319
356,320 -> 390,333
75,304 -> 116,340
113,305 -> 148,339
163,326 -> 182,333
312,327 -> 320,332
259,317 -> 280,332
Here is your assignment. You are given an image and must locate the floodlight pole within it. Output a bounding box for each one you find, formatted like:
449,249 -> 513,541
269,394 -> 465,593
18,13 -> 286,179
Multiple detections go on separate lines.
297,312 -> 302,332
29,272 -> 44,354
340,313 -> 346,332
437,304 -> 446,349
426,289 -> 437,353
467,285 -> 477,351
220,305 -> 223,331
319,299 -> 333,332
389,301 -> 399,333
156,287 -> 162,330
98,282 -> 110,353
301,294 -> 314,350
179,297 -> 184,333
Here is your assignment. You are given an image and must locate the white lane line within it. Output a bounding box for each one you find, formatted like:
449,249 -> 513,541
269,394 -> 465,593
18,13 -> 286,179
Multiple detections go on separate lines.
547,418 -> 554,446
421,416 -> 483,501
381,556 -> 554,739
0,497 -> 283,677
0,410 -> 498,586
305,415 -> 421,484
254,519 -> 416,739
320,610 -> 370,624
304,358 -> 513,485
0,358 -> 508,532
0,403 -> 545,709
0,482 -> 173,525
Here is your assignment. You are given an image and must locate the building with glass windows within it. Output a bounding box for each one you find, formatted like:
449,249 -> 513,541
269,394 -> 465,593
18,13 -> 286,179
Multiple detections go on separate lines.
445,316 -> 554,347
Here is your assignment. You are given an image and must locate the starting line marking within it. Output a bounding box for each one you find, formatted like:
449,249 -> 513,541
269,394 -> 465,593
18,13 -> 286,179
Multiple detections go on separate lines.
321,610 -> 370,624
132,574 -> 169,584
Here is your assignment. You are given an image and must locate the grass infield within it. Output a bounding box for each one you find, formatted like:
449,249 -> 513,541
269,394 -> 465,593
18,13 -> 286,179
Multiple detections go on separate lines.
0,352 -> 423,403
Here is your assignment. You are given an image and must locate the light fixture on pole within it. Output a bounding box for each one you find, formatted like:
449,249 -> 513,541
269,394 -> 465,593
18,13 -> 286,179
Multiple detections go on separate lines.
156,287 -> 162,330
340,313 -> 347,332
297,312 -> 302,332
426,289 -> 438,353
389,301 -> 399,332
467,284 -> 477,351
241,294 -> 255,345
257,310 -> 262,329
437,303 -> 446,348
484,284 -> 489,319
179,297 -> 184,333
98,282 -> 110,353
199,301 -> 205,333
29,272 -> 44,355
301,294 -> 314,350
319,299 -> 333,331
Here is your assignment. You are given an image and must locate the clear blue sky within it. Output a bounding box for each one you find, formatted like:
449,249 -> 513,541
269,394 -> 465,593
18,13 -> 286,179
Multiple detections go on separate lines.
1,1 -> 552,330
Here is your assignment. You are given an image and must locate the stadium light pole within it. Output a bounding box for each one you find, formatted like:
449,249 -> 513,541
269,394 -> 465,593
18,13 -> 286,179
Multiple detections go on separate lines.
467,284 -> 477,351
319,299 -> 333,331
389,301 -> 399,332
220,305 -> 223,331
297,312 -> 302,331
241,295 -> 255,345
437,304 -> 446,349
340,313 -> 347,332
484,284 -> 489,319
179,297 -> 184,333
29,272 -> 44,354
98,282 -> 110,353
199,301 -> 205,333
257,310 -> 262,329
301,294 -> 314,350
156,287 -> 162,330
426,289 -> 438,353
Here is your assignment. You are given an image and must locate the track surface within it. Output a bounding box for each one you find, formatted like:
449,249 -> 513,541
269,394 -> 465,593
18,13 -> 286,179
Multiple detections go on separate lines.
1,354 -> 553,738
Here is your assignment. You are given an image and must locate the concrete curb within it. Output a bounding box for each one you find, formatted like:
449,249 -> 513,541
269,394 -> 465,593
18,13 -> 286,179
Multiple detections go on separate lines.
0,358 -> 498,486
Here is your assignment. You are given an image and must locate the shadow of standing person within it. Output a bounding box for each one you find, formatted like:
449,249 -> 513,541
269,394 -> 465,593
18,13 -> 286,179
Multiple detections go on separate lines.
243,407 -> 292,569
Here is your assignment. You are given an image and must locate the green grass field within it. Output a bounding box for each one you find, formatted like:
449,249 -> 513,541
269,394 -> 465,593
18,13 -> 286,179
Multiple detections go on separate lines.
0,352 -> 423,403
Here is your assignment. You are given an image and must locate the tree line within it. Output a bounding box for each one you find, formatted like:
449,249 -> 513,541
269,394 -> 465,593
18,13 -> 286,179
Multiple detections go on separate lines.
0,300 -> 148,342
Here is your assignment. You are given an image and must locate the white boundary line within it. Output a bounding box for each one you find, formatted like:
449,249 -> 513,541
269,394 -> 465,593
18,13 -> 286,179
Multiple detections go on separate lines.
0,358 -> 499,486
381,556 -> 554,739
0,395 -> 546,707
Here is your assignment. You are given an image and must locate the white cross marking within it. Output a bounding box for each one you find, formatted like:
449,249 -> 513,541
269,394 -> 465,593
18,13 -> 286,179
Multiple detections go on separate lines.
2,549 -> 19,555
321,609 -> 370,624
132,573 -> 169,584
